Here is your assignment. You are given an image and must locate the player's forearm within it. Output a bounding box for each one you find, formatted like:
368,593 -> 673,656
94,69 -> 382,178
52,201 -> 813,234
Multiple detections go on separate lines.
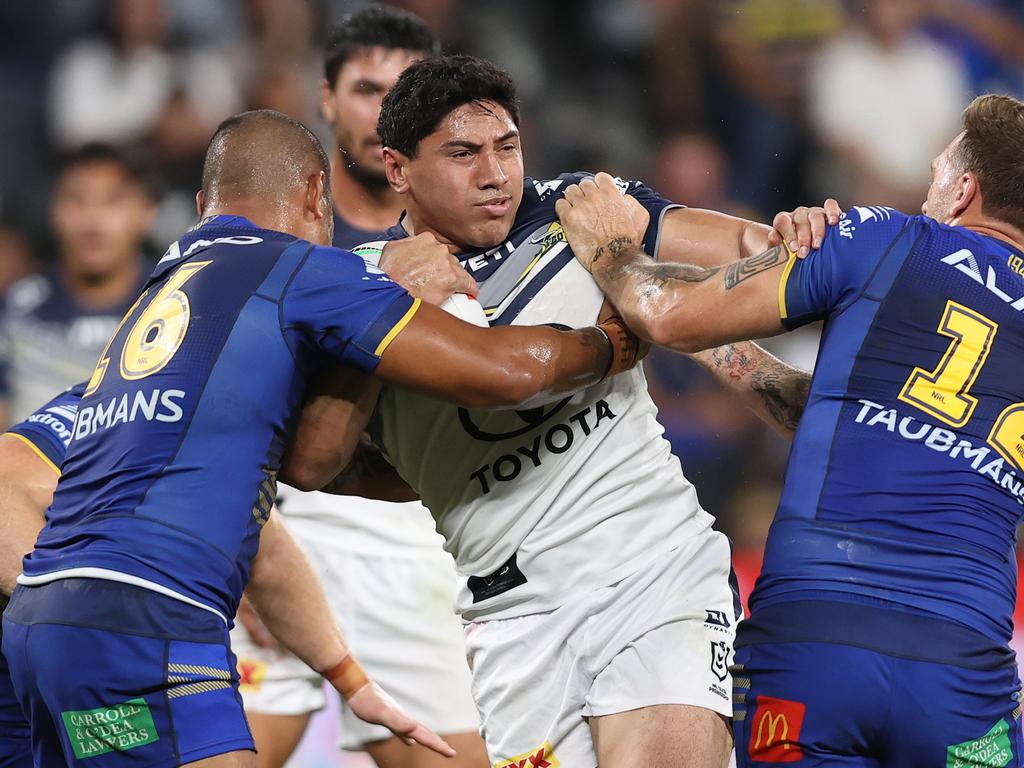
280,367 -> 381,492
688,342 -> 810,439
245,514 -> 350,674
376,305 -> 639,409
319,436 -> 418,502
590,240 -> 709,351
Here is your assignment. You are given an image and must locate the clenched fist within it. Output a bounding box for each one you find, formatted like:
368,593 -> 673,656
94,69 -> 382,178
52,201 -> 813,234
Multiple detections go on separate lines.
555,172 -> 650,272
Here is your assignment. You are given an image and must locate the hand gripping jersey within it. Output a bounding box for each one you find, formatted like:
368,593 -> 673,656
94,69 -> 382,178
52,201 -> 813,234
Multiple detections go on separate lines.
362,174 -> 715,621
21,216 -> 419,622
757,206 -> 1024,645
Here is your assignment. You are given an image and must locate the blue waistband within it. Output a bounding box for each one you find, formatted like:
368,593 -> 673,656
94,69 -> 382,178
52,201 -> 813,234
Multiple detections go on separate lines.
4,579 -> 227,643
736,598 -> 1016,670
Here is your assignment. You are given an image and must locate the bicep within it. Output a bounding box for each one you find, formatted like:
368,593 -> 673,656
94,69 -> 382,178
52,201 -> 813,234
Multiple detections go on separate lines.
656,208 -> 771,268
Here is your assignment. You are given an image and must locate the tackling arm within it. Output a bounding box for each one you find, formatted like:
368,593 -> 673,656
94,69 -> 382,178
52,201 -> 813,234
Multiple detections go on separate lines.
557,175 -> 792,353
373,303 -> 636,409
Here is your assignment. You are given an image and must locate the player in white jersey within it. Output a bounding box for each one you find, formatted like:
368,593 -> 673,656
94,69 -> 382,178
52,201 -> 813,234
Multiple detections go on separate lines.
229,9 -> 486,768
316,56 -> 822,768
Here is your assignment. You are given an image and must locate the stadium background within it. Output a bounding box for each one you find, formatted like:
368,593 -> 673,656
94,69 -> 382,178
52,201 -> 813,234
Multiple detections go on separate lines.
1,0 -> 1023,764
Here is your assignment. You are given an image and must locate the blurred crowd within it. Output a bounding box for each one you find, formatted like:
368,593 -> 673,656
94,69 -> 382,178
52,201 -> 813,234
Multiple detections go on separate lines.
1,0 -> 1022,546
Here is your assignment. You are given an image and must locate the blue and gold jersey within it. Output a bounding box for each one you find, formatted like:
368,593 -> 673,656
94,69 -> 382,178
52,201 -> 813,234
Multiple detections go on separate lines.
3,383 -> 83,474
757,206 -> 1024,643
22,216 -> 418,621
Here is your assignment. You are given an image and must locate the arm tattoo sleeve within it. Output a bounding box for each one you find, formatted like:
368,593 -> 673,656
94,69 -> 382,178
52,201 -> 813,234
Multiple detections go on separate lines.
697,342 -> 811,436
723,245 -> 787,289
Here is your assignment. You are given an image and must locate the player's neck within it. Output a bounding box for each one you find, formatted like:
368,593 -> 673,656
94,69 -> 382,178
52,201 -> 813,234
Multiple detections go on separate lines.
60,258 -> 141,310
399,211 -> 463,254
331,161 -> 404,231
955,215 -> 1024,255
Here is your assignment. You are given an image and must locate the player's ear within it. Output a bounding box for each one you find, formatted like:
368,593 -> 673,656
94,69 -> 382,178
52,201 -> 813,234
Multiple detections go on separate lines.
383,148 -> 410,194
304,171 -> 328,221
320,79 -> 337,125
951,171 -> 979,220
195,190 -> 204,217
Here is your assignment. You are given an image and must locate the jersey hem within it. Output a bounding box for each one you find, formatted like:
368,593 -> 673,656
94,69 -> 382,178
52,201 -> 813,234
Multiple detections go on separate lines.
16,568 -> 228,623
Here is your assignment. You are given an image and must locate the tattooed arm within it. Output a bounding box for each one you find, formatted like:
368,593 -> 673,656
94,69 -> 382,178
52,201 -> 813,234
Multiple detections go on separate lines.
555,174 -> 791,353
687,343 -> 810,439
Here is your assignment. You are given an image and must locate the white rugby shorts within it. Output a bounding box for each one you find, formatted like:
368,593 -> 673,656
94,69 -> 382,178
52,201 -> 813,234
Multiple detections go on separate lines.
233,539 -> 480,749
464,528 -> 738,767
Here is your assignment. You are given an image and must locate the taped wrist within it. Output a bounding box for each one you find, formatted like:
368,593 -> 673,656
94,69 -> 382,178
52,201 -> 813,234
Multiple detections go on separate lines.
322,654 -> 370,700
596,316 -> 641,380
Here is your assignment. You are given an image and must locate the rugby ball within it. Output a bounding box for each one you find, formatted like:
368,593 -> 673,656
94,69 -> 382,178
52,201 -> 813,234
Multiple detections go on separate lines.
440,293 -> 489,328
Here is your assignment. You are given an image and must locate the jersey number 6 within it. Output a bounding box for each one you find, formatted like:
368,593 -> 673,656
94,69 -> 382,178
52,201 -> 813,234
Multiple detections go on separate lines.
85,261 -> 211,396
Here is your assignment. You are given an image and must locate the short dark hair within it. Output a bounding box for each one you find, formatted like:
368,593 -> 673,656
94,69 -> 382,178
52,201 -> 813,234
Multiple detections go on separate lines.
202,110 -> 331,205
378,54 -> 521,158
954,94 -> 1024,232
324,5 -> 440,87
57,142 -> 160,201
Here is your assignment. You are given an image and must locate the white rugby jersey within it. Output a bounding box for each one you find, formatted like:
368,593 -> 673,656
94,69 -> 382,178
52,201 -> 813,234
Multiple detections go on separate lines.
275,484 -> 444,557
360,174 -> 715,620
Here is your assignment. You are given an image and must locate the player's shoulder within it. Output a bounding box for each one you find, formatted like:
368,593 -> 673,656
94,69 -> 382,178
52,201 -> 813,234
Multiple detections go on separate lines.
4,381 -> 85,465
522,172 -> 645,205
836,205 -> 912,235
294,243 -> 395,288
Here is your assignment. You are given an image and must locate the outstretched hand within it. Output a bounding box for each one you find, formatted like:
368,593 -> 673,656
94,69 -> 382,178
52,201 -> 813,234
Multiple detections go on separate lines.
346,681 -> 457,758
555,172 -> 650,272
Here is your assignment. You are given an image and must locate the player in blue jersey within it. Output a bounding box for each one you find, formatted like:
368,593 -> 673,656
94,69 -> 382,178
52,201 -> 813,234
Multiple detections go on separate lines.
0,385 -> 82,768
1,110 -> 638,768
557,94 -> 1024,767
232,11 -> 488,768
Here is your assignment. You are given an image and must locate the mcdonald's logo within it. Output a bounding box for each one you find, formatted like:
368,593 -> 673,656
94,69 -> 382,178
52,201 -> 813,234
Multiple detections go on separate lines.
748,696 -> 805,763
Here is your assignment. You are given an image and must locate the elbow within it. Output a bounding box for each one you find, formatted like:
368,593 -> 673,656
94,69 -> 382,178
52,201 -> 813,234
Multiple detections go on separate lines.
467,368 -> 539,409
279,454 -> 349,493
643,313 -> 702,353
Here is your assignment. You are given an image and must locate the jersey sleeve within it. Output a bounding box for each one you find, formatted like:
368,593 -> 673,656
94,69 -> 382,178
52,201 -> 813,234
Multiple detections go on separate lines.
4,382 -> 84,473
780,205 -> 911,330
281,245 -> 420,372
554,172 -> 682,257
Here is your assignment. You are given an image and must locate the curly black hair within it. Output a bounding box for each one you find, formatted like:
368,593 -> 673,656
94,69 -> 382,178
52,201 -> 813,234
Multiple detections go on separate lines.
378,54 -> 520,158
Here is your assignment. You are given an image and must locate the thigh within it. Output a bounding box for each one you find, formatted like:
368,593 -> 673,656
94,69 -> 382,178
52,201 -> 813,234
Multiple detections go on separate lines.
464,609 -> 594,768
591,704 -> 731,768
334,552 -> 480,751
733,642 -> 887,768
886,658 -> 1024,768
243,712 -> 309,768
584,530 -> 738,721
